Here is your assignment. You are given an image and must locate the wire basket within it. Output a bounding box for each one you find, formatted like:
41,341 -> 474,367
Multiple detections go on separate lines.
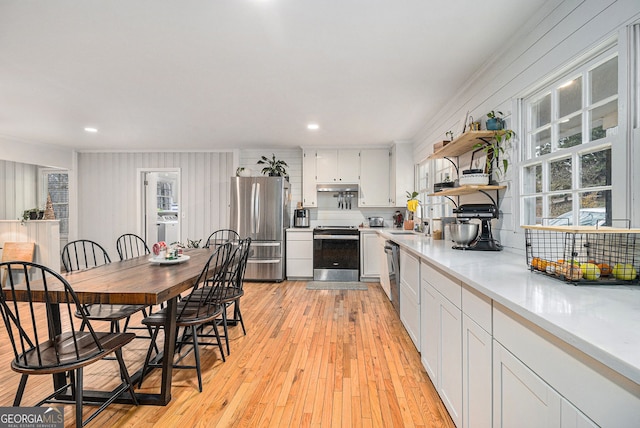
523,225 -> 640,285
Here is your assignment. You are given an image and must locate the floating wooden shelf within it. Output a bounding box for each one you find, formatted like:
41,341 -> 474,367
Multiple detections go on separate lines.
428,130 -> 503,159
428,185 -> 506,197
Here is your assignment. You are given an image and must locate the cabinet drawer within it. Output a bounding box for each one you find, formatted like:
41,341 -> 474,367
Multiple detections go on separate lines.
287,240 -> 313,259
462,284 -> 491,333
287,259 -> 313,278
286,231 -> 313,241
400,250 -> 420,299
421,260 -> 461,309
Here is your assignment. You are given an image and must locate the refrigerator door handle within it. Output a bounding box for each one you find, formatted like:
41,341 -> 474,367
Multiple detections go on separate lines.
250,182 -> 256,234
254,182 -> 261,234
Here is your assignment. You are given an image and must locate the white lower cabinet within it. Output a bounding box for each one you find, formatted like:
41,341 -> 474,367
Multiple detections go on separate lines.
360,231 -> 382,280
492,340 -> 598,428
420,260 -> 462,428
493,340 -> 562,428
462,314 -> 492,428
285,229 -> 313,279
400,250 -> 420,350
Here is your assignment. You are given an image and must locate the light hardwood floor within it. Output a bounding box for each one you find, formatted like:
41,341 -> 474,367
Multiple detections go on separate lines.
0,280 -> 455,427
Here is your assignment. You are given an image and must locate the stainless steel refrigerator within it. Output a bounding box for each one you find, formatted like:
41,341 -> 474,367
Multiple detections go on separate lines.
230,176 -> 290,281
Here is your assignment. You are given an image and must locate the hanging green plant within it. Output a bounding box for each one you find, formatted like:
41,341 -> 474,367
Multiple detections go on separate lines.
473,129 -> 515,179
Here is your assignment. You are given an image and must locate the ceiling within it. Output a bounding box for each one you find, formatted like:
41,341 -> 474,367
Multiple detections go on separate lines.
0,0 -> 549,152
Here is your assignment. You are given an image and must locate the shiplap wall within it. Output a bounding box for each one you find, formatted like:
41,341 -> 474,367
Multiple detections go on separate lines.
413,0 -> 640,251
0,160 -> 37,220
237,149 -> 302,226
77,152 -> 233,257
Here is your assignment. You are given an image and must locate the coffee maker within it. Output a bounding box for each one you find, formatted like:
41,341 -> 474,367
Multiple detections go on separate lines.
392,211 -> 404,228
294,208 -> 310,228
453,204 -> 502,251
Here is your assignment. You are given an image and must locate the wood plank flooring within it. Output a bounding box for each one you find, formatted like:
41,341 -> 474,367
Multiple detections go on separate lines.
0,280 -> 455,427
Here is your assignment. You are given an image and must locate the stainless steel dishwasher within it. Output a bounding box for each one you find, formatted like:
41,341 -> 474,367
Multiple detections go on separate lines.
384,240 -> 400,315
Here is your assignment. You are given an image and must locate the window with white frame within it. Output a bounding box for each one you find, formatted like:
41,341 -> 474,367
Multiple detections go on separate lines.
40,169 -> 69,236
521,52 -> 617,226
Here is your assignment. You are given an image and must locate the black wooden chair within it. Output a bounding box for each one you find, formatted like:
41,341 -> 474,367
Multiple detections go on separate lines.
61,239 -> 111,272
0,261 -> 138,428
204,229 -> 240,248
116,233 -> 150,261
138,242 -> 233,392
62,240 -> 149,336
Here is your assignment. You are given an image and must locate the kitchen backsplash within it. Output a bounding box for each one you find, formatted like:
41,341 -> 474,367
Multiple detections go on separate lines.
304,192 -> 400,228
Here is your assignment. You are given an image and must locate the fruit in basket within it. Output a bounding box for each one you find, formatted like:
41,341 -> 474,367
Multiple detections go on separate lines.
597,263 -> 612,276
531,257 -> 541,270
545,262 -> 558,275
612,263 -> 638,281
579,263 -> 601,280
557,262 -> 583,281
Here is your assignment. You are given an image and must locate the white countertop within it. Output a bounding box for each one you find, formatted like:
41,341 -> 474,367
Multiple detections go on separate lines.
375,230 -> 640,386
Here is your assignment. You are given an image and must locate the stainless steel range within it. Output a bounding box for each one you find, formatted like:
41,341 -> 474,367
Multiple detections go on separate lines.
313,226 -> 360,281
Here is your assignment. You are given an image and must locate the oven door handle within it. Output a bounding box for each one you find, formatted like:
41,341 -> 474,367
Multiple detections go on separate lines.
313,235 -> 359,240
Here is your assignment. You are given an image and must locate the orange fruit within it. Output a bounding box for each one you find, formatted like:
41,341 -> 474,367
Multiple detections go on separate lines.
531,257 -> 541,270
538,259 -> 549,271
597,263 -> 612,276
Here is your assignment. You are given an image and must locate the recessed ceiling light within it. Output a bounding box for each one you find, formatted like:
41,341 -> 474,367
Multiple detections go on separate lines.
84,127 -> 98,133
307,123 -> 319,131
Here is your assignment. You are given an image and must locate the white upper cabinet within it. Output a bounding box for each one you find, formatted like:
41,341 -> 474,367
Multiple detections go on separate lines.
359,149 -> 391,207
315,149 -> 360,183
390,142 -> 413,207
302,149 -> 317,207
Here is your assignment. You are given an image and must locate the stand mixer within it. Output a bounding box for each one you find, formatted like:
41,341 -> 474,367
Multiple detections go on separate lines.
452,204 -> 503,251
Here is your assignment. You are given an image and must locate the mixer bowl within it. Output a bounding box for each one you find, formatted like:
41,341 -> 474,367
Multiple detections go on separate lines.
450,222 -> 479,247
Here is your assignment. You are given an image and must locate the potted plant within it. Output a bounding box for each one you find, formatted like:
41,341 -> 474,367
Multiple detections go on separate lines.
486,110 -> 505,131
405,191 -> 420,230
257,153 -> 289,178
473,129 -> 515,181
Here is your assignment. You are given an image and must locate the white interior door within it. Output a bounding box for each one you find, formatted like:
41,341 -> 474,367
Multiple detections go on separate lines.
139,169 -> 181,246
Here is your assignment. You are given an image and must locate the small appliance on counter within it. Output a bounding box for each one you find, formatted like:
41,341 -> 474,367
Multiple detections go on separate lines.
392,211 -> 404,228
368,217 -> 384,228
294,208 -> 310,228
452,204 -> 502,251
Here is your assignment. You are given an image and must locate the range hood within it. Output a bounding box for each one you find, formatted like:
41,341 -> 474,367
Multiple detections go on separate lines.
316,183 -> 359,192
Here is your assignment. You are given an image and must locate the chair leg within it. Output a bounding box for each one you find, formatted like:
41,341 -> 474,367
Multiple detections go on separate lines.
75,367 -> 83,428
13,374 -> 28,406
115,348 -> 139,405
221,309 -> 230,356
190,326 -> 203,392
210,320 -> 226,363
235,299 -> 246,335
139,326 -> 160,388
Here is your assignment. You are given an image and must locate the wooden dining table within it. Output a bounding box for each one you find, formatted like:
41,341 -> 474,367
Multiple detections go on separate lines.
8,247 -> 217,406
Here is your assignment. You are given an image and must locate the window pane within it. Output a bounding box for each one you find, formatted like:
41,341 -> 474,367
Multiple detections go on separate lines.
550,157 -> 572,191
530,93 -> 551,128
590,100 -> 617,141
548,193 -> 573,220
558,115 -> 582,149
579,190 -> 610,226
559,76 -> 582,118
580,149 -> 611,187
590,57 -> 617,104
523,164 -> 542,194
523,196 -> 542,225
532,128 -> 551,157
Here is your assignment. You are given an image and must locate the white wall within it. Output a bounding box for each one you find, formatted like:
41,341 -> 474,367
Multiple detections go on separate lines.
236,148 -> 302,227
0,160 -> 38,220
0,137 -> 73,170
413,0 -> 640,251
76,151 -> 233,257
